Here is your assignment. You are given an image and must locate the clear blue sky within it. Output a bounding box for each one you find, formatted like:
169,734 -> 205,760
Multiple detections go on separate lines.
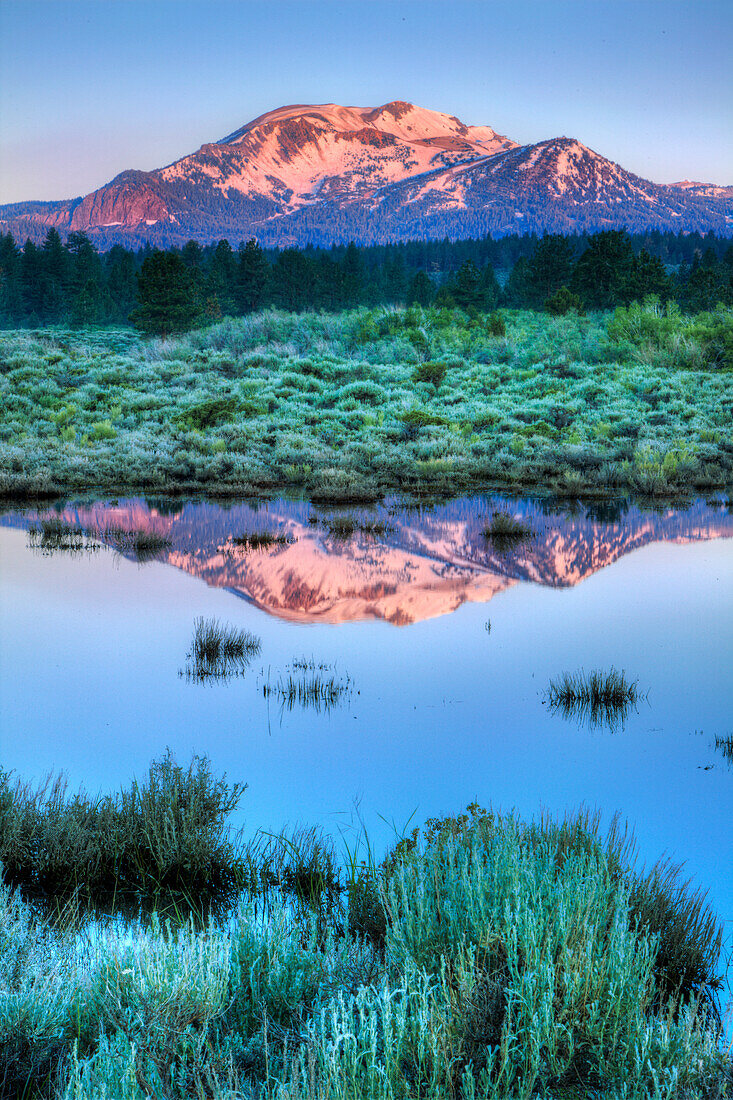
1,0 -> 731,205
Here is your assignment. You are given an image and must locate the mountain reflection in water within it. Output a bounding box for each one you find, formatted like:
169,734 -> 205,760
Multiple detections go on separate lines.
5,495 -> 732,626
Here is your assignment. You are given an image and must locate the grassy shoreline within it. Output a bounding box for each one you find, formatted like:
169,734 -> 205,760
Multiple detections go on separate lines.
0,756 -> 730,1098
1,304 -> 732,504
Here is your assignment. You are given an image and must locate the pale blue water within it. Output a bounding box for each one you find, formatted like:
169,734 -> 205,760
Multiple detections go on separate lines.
1,494 -> 732,1008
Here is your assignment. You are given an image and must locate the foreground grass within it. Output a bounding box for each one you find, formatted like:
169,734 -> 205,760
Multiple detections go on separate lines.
0,757 -> 730,1099
1,303 -> 732,503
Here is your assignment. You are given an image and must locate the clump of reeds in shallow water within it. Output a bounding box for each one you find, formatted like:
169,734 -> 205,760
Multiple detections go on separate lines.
312,513 -> 394,540
545,667 -> 641,731
261,658 -> 353,713
713,733 -> 733,765
182,616 -> 261,683
27,517 -> 100,556
483,510 -> 533,552
228,530 -> 294,551
102,525 -> 172,562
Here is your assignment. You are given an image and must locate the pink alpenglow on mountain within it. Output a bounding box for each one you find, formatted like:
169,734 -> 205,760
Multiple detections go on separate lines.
1,101 -> 731,247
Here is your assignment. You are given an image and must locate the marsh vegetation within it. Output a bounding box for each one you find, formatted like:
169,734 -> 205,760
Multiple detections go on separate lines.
713,733 -> 733,766
261,659 -> 353,713
0,757 -> 729,1099
1,301 -> 731,503
27,517 -> 101,555
228,530 -> 294,551
483,510 -> 534,551
545,668 -> 642,731
182,616 -> 262,683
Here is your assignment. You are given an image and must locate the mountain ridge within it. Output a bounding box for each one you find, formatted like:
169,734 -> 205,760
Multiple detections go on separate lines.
2,100 -> 731,248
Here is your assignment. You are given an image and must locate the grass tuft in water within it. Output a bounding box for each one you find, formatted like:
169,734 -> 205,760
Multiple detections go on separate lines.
545,667 -> 641,731
313,514 -> 394,540
483,510 -> 533,551
27,518 -> 100,556
228,530 -> 294,551
713,733 -> 733,765
182,616 -> 261,683
261,660 -> 352,713
103,526 -> 172,562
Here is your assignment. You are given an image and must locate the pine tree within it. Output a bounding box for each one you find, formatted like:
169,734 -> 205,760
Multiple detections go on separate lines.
272,249 -> 313,311
41,228 -> 70,321
571,231 -> 635,308
408,271 -> 435,307
235,239 -> 269,313
480,264 -> 501,310
207,239 -> 237,315
105,246 -> 137,322
526,235 -> 576,306
627,250 -> 672,302
130,251 -> 199,336
0,234 -> 22,325
341,242 -> 364,307
452,260 -> 483,310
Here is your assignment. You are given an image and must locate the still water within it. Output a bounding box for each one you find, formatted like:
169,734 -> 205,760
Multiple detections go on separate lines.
1,494 -> 731,959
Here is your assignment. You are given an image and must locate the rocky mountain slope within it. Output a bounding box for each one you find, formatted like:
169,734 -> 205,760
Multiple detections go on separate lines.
2,100 -> 731,247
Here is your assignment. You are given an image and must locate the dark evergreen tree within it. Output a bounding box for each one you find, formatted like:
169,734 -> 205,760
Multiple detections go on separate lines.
20,240 -> 46,322
41,228 -> 70,320
383,255 -> 407,304
627,249 -> 672,302
681,258 -> 732,312
526,234 -> 576,306
341,242 -> 364,307
408,270 -> 435,306
206,239 -> 237,315
130,251 -> 199,335
452,260 -> 484,310
480,264 -> 501,310
271,249 -> 314,311
235,239 -> 269,313
571,231 -> 636,308
501,256 -> 533,307
67,232 -> 103,303
105,246 -> 137,322
71,278 -> 104,326
0,234 -> 22,325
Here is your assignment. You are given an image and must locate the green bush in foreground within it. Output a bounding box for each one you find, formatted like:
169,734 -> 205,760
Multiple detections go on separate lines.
0,758 -> 729,1099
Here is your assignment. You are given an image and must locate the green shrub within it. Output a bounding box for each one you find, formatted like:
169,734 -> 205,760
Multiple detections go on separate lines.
175,396 -> 240,430
545,285 -> 584,315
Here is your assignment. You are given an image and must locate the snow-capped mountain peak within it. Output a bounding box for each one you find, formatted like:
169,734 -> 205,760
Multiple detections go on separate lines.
1,101 -> 730,246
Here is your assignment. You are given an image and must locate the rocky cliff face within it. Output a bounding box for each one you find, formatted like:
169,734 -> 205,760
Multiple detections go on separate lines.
2,101 -> 730,246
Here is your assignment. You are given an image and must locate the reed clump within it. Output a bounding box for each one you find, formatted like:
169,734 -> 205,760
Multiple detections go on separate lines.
261,660 -> 353,713
27,517 -> 100,555
103,526 -> 172,561
483,510 -> 533,551
314,514 -> 393,540
546,666 -> 641,730
229,530 -> 294,551
713,732 -> 733,765
182,616 -> 261,682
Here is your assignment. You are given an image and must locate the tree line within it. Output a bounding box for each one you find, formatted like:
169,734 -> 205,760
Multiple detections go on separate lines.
1,226 -> 731,332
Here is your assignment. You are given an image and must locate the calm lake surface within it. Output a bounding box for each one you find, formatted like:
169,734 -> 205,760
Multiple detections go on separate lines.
1,493 -> 731,972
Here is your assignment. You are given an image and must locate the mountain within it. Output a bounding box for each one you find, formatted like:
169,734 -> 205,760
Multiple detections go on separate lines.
6,498 -> 732,626
2,100 -> 731,248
